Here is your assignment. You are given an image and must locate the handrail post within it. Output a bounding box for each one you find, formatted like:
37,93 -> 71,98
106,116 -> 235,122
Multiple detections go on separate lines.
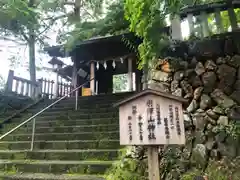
30,118 -> 36,151
75,90 -> 78,110
6,70 -> 14,92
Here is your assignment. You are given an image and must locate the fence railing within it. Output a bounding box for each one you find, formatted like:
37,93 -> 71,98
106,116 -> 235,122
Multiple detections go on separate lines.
6,70 -> 41,98
58,82 -> 74,97
170,1 -> 240,40
6,70 -> 74,99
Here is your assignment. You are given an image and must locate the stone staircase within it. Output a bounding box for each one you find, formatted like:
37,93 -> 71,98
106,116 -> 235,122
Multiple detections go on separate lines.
0,93 -> 131,180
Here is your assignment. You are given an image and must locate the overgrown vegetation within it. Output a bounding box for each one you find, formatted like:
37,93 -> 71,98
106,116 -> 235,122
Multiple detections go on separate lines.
104,148 -> 147,180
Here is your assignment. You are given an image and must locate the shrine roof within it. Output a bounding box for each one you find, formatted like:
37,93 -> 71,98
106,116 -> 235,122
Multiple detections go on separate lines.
44,33 -> 141,59
180,0 -> 240,18
114,89 -> 187,107
48,57 -> 64,66
44,28 -> 170,61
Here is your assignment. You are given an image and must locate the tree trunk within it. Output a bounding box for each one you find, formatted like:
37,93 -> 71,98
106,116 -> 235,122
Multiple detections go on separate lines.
28,0 -> 36,83
29,33 -> 36,83
28,0 -> 36,97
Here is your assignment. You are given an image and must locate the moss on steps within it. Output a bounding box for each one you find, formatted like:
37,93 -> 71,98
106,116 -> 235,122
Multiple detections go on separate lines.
0,149 -> 119,161
0,160 -> 114,174
0,140 -> 120,150
4,131 -> 119,141
0,172 -> 105,180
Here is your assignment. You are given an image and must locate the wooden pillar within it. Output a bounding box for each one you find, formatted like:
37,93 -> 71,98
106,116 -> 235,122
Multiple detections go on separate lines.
200,11 -> 210,37
54,67 -> 59,98
228,7 -> 238,31
171,15 -> 183,40
128,58 -> 133,91
90,61 -> 95,95
187,14 -> 194,35
6,70 -> 14,92
143,63 -> 148,90
215,8 -> 224,33
148,146 -> 160,180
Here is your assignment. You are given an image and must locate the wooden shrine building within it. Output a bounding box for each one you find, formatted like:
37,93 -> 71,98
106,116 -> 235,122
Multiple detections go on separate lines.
45,33 -> 143,96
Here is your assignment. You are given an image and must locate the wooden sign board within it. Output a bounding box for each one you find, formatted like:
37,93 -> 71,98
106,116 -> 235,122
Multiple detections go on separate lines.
115,89 -> 186,146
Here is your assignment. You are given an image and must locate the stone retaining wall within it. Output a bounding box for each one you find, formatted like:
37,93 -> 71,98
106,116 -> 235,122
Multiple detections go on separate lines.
149,54 -> 240,179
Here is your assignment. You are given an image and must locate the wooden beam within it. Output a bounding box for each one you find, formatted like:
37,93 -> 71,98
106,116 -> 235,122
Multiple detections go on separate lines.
171,15 -> 183,40
128,58 -> 133,91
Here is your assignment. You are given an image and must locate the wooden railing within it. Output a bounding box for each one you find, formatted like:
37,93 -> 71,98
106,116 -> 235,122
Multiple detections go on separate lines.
38,78 -> 54,99
170,1 -> 240,40
58,81 -> 74,97
6,70 -> 74,99
6,70 -> 41,98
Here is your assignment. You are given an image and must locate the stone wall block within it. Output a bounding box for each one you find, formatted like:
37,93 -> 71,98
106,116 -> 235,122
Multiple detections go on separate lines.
148,80 -> 170,92
234,80 -> 240,90
217,64 -> 237,88
200,94 -> 212,110
193,87 -> 204,100
173,71 -> 184,81
192,144 -> 208,168
206,109 -> 220,120
195,62 -> 206,75
187,99 -> 198,113
216,57 -> 226,65
205,115 -> 217,125
227,55 -> 240,68
172,88 -> 183,97
192,111 -> 207,130
230,91 -> 240,105
211,89 -> 236,109
202,72 -> 217,93
180,80 -> 193,98
205,60 -> 217,71
171,80 -> 179,92
217,116 -> 229,126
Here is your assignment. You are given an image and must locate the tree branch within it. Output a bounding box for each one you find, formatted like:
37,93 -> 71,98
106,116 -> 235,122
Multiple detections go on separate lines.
0,36 -> 27,45
38,14 -> 68,37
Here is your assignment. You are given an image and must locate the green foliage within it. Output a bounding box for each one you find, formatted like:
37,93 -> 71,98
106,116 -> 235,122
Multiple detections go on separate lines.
113,74 -> 128,93
124,0 -> 168,67
63,0 -> 130,51
181,160 -> 240,180
104,148 -> 147,180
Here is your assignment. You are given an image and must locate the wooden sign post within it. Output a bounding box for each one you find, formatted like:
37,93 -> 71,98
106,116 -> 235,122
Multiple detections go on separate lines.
115,89 -> 187,180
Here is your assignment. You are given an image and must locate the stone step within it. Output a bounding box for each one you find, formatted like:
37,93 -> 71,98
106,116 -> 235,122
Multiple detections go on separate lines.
3,118 -> 118,132
0,160 -> 114,174
52,102 -> 114,109
3,131 -> 119,141
11,112 -> 117,122
26,107 -> 117,114
19,124 -> 119,134
20,111 -> 118,120
0,140 -> 120,150
60,93 -> 132,102
0,149 -> 119,161
0,173 -> 105,180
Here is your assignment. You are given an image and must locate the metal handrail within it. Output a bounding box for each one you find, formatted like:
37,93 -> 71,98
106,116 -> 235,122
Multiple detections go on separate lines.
0,78 -> 95,141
